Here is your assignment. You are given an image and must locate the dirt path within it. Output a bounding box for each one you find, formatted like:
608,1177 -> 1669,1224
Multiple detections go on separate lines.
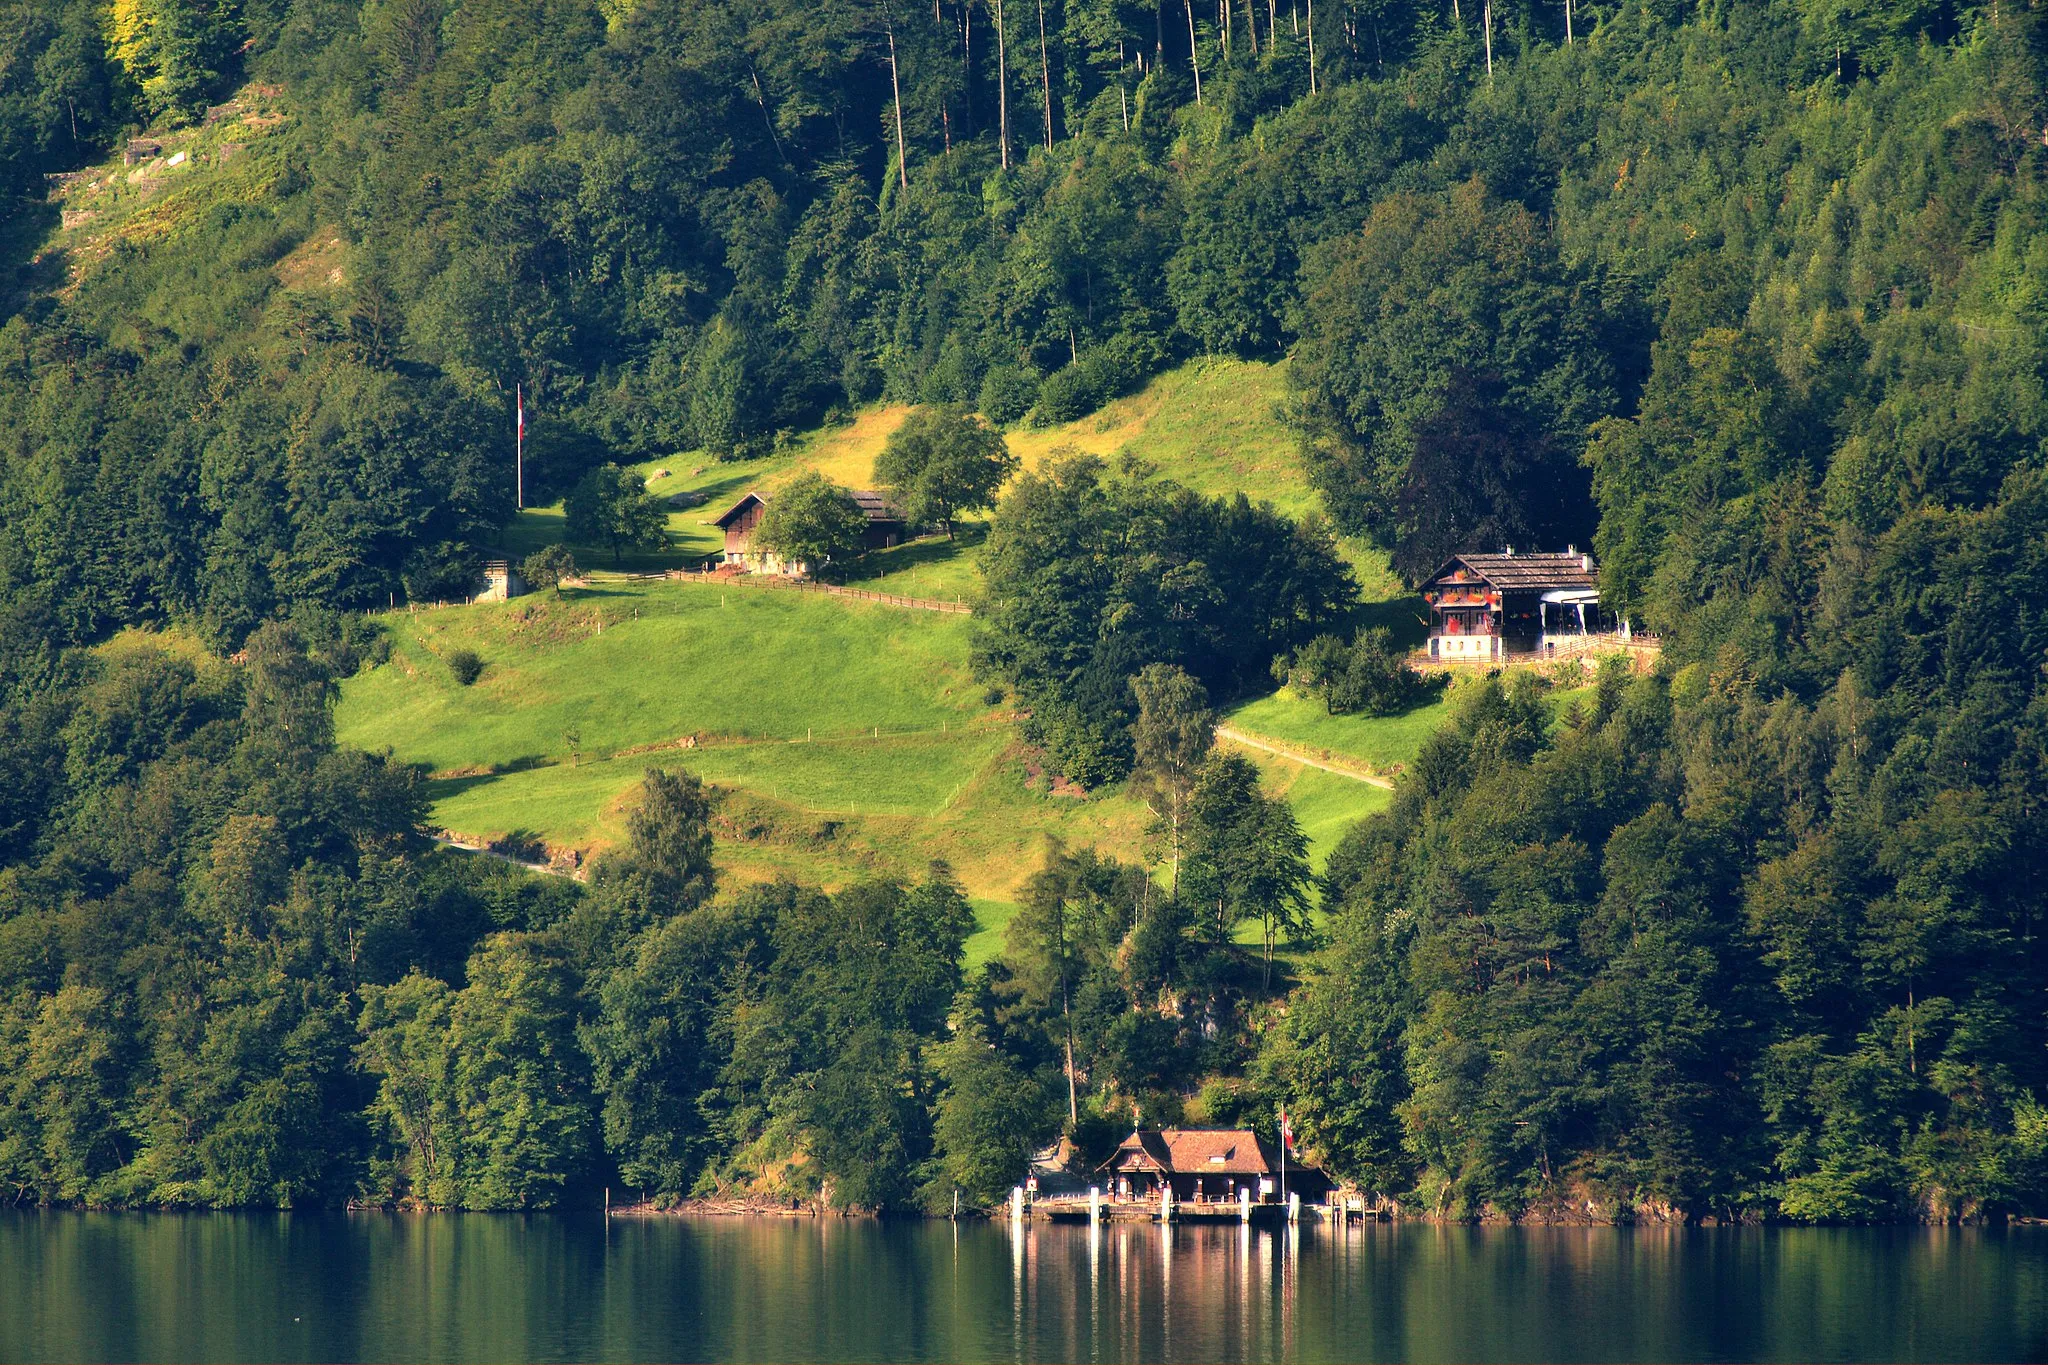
1214,726 -> 1395,789
432,833 -> 580,878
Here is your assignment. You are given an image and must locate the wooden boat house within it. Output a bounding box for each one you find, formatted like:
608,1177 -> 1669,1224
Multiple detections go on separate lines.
710,488 -> 907,576
1421,548 -> 1615,663
1098,1128 -> 1333,1205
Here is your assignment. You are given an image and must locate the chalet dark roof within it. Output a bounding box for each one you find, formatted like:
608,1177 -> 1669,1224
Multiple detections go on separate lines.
710,487 -> 904,528
1098,1128 -> 1283,1177
710,490 -> 766,528
1426,551 -> 1598,593
848,489 -> 905,524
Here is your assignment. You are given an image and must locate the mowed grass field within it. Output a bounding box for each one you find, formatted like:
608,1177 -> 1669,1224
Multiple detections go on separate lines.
1226,685 -> 1463,778
334,580 -> 1161,909
333,574 -> 1434,960
339,584 -> 986,773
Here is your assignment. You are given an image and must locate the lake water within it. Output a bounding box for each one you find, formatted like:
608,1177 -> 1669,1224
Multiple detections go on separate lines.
0,1212 -> 2042,1363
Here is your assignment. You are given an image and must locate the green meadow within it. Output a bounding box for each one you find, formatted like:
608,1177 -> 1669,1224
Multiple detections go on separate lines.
491,357 -> 1403,599
1225,685 -> 1464,777
338,584 -> 984,773
338,356 -> 1493,959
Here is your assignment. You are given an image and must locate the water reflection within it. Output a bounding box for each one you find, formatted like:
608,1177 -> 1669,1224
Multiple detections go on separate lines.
0,1212 -> 2044,1363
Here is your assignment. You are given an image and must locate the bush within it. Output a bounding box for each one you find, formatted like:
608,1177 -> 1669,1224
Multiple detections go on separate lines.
977,365 -> 1039,425
1031,363 -> 1103,425
447,649 -> 485,686
1030,335 -> 1165,426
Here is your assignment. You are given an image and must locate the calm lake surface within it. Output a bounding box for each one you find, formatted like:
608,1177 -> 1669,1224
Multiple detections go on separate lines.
0,1212 -> 2042,1364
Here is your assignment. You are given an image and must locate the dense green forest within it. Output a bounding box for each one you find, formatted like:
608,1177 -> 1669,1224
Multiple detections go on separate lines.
2,0 -> 2046,1219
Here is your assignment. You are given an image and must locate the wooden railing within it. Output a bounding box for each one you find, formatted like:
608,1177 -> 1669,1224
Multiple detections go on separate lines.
1411,633 -> 1661,671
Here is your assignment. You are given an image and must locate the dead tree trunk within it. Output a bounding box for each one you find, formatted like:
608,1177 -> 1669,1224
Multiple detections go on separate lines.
1305,0 -> 1315,91
1036,0 -> 1054,149
995,0 -> 1011,167
1185,0 -> 1203,103
1118,36 -> 1130,129
885,5 -> 911,190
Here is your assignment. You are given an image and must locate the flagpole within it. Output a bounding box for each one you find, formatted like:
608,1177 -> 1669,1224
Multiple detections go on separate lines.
516,383 -> 525,511
1279,1106 -> 1288,1209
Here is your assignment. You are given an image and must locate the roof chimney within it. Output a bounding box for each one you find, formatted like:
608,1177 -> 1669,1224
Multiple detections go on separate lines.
1582,551 -> 1595,573
1504,544 -> 1515,556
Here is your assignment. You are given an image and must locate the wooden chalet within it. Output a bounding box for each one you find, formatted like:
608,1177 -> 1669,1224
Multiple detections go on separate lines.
1097,1128 -> 1333,1205
1421,548 -> 1614,662
709,488 -> 907,576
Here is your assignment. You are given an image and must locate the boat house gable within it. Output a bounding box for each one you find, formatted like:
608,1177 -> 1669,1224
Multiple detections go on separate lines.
1096,1126 -> 1329,1204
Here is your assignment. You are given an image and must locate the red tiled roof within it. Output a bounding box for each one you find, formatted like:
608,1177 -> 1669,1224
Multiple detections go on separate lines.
1098,1128 -> 1279,1176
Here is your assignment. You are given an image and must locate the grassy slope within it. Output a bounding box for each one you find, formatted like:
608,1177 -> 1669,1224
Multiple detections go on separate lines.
339,585 -> 985,771
335,579 -> 1155,911
1226,685 -> 1462,777
491,357 -> 1404,598
347,356 -> 1479,955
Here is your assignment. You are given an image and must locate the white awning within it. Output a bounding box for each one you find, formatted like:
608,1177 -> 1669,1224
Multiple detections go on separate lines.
1541,588 -> 1600,605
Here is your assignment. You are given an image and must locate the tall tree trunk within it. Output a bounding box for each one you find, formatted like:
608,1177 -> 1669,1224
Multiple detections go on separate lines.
1564,0 -> 1573,44
1304,0 -> 1315,92
962,0 -> 973,136
1244,0 -> 1259,54
1036,0 -> 1054,149
886,6 -> 911,190
1118,37 -> 1130,129
1059,913 -> 1079,1127
1185,0 -> 1203,103
749,66 -> 787,165
995,0 -> 1011,167
1483,0 -> 1493,78
1222,0 -> 1231,57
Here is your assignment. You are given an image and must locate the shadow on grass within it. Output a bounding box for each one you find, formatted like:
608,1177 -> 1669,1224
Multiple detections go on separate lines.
839,526 -> 986,584
425,754 -> 552,801
1356,594 -> 1430,648
682,468 -> 759,511
0,197 -> 59,316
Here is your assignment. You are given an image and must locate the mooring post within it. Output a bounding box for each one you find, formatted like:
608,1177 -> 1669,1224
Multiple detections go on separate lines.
1240,1187 -> 1252,1224
1160,1182 -> 1173,1223
1288,1191 -> 1300,1223
1090,1186 -> 1101,1225
1011,1185 -> 1026,1223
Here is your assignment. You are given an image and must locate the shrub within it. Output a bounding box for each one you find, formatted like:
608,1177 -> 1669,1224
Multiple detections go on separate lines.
977,364 -> 1039,425
448,649 -> 484,686
1279,627 -> 1430,715
1031,335 -> 1165,425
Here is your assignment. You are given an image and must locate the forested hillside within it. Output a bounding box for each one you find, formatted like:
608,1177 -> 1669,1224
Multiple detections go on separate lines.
1,0 -> 2045,1219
